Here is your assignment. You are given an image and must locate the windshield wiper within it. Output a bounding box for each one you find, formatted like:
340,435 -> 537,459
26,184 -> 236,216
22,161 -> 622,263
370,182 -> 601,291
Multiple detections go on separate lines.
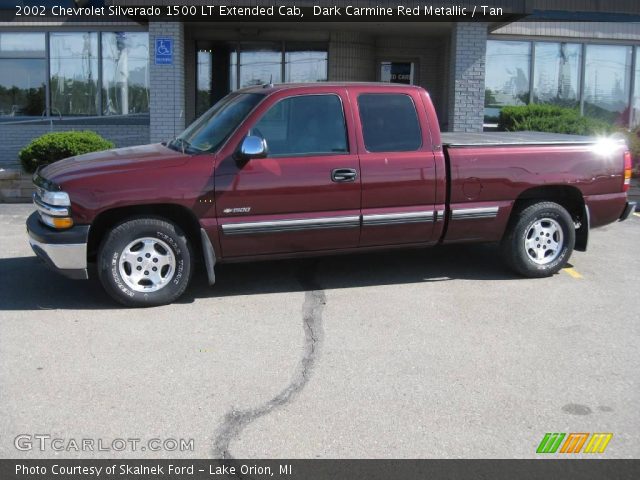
169,137 -> 201,154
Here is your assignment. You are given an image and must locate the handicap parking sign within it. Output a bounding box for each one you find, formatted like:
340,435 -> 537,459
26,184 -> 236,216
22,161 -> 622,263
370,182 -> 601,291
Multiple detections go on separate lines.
155,38 -> 173,65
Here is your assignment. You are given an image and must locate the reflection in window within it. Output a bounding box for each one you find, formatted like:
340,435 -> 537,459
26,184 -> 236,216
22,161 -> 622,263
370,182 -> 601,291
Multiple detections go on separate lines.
229,43 -> 328,91
196,50 -> 213,117
102,32 -> 149,115
50,32 -> 99,116
584,45 -> 632,124
0,32 -> 46,58
533,42 -> 581,107
633,47 -> 640,128
484,40 -> 531,123
239,46 -> 282,89
0,33 -> 46,117
285,48 -> 328,83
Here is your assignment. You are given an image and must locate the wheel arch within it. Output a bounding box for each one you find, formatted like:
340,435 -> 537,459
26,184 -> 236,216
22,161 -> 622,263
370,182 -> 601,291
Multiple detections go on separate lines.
510,185 -> 588,251
88,203 -> 203,262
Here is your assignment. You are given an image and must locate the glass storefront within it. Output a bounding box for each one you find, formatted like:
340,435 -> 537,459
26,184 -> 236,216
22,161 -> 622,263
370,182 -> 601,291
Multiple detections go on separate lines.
50,32 -> 99,116
196,50 -> 212,117
285,46 -> 328,83
0,33 -> 46,118
0,31 -> 149,119
102,32 -> 150,116
533,42 -> 581,107
486,39 -> 638,127
633,46 -> 640,128
484,41 -> 531,123
583,44 -> 632,124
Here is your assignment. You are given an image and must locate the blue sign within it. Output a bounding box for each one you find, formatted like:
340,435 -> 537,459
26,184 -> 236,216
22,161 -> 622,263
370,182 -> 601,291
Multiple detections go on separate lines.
155,38 -> 173,65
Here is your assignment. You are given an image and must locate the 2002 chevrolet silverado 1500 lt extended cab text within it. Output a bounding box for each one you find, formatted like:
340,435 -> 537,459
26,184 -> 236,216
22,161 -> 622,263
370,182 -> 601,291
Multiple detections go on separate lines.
27,83 -> 636,306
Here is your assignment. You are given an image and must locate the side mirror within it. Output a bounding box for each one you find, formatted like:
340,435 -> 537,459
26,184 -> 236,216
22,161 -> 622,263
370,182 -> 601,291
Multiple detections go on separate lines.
237,135 -> 268,163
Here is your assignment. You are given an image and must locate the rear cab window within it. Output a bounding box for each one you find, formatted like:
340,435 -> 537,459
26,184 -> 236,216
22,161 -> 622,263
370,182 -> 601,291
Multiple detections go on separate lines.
357,93 -> 422,152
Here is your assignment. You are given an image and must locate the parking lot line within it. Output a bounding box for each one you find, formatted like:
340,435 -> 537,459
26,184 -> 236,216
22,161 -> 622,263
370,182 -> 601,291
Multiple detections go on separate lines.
562,267 -> 583,279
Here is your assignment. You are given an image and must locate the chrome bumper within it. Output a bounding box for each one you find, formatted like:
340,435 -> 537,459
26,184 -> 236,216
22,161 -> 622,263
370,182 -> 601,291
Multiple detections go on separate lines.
26,211 -> 89,280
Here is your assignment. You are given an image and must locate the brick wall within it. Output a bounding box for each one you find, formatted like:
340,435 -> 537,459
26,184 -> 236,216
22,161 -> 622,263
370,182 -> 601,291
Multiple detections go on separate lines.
149,22 -> 186,143
447,22 -> 488,132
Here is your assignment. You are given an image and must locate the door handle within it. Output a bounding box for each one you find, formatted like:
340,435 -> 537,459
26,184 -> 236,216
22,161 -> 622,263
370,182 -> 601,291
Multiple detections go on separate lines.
331,168 -> 358,183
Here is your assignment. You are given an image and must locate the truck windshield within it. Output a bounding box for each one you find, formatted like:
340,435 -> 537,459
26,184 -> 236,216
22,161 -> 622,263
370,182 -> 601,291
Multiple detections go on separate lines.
168,93 -> 264,153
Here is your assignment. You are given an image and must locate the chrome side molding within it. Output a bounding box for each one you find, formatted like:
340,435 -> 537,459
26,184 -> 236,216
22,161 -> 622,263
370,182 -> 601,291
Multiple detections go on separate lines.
362,211 -> 434,226
451,206 -> 499,220
222,215 -> 360,235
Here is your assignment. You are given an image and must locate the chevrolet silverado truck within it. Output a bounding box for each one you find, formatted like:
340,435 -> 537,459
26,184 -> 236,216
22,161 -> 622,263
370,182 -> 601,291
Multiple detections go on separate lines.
27,83 -> 636,306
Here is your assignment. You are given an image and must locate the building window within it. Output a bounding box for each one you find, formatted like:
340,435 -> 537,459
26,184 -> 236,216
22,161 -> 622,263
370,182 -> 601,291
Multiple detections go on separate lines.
196,50 -> 212,117
533,42 -> 581,107
583,44 -> 632,125
486,39 -> 640,128
484,40 -> 531,123
239,44 -> 282,89
285,46 -> 328,83
632,47 -> 640,128
102,32 -> 149,115
50,32 -> 99,116
0,33 -> 46,118
228,42 -> 328,91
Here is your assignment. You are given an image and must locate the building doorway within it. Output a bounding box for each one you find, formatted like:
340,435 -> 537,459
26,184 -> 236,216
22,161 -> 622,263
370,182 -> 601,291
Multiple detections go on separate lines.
196,41 -> 328,117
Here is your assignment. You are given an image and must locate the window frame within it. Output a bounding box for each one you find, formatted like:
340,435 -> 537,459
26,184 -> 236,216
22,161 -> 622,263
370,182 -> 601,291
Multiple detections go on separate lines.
249,93 -> 350,159
356,92 -> 423,154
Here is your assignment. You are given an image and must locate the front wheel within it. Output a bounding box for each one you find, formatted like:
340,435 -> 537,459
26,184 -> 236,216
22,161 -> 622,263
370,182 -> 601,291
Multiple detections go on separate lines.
98,217 -> 192,307
502,201 -> 575,277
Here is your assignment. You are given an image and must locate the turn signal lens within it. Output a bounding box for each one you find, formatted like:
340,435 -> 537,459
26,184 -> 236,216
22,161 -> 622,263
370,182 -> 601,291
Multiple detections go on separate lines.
39,213 -> 74,229
52,217 -> 74,229
623,150 -> 632,192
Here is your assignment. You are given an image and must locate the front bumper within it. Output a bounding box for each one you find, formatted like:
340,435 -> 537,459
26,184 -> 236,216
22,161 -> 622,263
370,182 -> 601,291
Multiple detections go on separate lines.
619,201 -> 637,221
26,211 -> 90,280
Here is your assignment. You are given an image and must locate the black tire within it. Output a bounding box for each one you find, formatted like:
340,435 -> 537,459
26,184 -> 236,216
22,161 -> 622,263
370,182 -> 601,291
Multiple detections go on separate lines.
98,217 -> 192,307
501,201 -> 575,278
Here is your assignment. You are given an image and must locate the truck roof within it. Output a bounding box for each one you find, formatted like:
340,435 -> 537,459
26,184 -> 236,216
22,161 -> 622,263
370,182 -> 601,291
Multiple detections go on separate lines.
238,82 -> 424,94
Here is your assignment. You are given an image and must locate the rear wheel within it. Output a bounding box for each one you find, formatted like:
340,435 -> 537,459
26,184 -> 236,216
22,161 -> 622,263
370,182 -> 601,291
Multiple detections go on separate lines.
98,217 -> 192,307
502,201 -> 575,277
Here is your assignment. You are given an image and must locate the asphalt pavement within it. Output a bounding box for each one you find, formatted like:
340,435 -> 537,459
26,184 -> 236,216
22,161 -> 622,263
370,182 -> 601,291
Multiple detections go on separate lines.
1,204 -> 638,458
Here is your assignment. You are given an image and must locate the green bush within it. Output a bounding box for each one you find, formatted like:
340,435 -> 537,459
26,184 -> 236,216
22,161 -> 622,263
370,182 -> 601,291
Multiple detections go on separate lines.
498,104 -> 615,136
19,130 -> 114,174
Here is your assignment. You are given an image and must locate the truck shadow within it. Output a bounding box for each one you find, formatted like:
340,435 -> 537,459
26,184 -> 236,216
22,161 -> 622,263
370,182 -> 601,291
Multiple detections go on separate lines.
0,243 -> 519,311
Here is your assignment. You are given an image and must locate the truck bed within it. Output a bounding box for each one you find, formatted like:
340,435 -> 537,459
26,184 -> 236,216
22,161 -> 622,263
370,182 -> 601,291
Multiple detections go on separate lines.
441,131 -> 617,147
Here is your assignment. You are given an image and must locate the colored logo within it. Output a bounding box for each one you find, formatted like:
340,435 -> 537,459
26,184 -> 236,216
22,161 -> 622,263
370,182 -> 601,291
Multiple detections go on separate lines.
537,433 -> 612,454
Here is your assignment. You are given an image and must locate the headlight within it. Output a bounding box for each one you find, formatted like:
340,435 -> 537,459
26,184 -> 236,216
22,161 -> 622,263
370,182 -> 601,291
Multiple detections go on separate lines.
41,190 -> 70,206
33,181 -> 73,229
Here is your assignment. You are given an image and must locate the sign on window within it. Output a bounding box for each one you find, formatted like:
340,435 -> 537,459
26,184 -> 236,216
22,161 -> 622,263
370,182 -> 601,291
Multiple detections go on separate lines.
380,62 -> 414,85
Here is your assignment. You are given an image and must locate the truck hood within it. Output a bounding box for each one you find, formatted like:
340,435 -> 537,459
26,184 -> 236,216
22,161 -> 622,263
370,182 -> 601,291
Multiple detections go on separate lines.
41,143 -> 190,185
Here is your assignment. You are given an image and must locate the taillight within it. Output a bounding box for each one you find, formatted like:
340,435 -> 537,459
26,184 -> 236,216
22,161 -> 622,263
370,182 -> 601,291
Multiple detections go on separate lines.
623,150 -> 632,192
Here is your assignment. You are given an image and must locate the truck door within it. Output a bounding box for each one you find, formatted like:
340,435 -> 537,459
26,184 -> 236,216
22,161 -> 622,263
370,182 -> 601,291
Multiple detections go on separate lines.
214,88 -> 361,258
352,89 -> 439,247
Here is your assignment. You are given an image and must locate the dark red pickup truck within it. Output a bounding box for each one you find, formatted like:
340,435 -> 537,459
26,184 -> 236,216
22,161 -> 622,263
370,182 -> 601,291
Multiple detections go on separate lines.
27,83 -> 635,306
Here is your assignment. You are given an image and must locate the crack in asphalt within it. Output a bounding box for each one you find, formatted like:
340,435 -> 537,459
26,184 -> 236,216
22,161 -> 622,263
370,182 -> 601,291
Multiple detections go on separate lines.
212,262 -> 326,459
